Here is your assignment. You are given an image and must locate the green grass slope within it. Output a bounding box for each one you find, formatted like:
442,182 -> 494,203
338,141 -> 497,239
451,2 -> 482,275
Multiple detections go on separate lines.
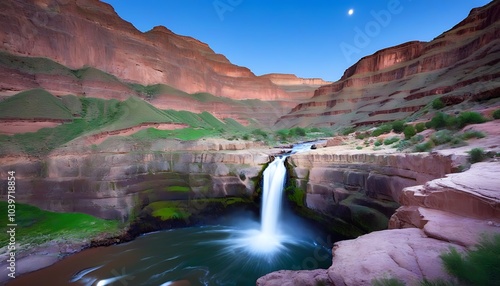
0,89 -> 73,120
0,201 -> 119,250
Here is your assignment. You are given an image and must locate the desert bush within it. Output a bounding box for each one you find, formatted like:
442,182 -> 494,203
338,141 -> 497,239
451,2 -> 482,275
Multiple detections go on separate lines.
461,130 -> 486,140
355,132 -> 369,140
440,234 -> 500,286
415,122 -> 426,133
426,112 -> 451,129
356,146 -> 363,150
341,127 -> 356,136
493,109 -> 500,120
456,111 -> 487,129
252,129 -> 268,138
414,141 -> 433,152
392,120 -> 406,133
372,124 -> 392,137
404,125 -> 417,139
468,148 -> 486,163
432,98 -> 445,109
384,136 -> 400,145
374,138 -> 383,147
430,130 -> 453,145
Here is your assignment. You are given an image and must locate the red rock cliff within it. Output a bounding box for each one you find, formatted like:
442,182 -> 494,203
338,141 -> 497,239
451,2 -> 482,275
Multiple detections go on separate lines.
0,0 -> 297,100
276,0 -> 500,128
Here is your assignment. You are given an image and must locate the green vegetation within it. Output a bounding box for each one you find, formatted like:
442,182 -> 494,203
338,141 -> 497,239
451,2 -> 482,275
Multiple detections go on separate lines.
460,130 -> 486,140
374,138 -> 383,147
414,141 -> 433,152
468,148 -> 486,163
341,127 -> 356,136
432,98 -> 445,110
426,111 -> 487,130
0,202 -> 119,249
493,109 -> 500,120
383,136 -> 400,145
165,186 -> 190,192
440,234 -> 500,286
391,120 -> 406,133
372,235 -> 500,286
371,124 -> 392,137
147,201 -> 190,220
415,122 -> 426,133
456,111 -> 487,128
0,89 -> 73,120
430,130 -> 453,145
403,125 -> 417,139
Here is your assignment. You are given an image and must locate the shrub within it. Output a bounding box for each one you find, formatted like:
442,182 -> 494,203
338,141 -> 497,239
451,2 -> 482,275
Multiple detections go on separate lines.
456,111 -> 487,128
403,125 -> 417,139
461,130 -> 486,140
242,134 -> 249,140
356,146 -> 363,150
432,98 -> 445,109
449,137 -> 466,147
355,132 -> 369,140
384,136 -> 400,145
392,120 -> 406,133
415,122 -> 426,133
411,134 -> 425,144
372,124 -> 392,137
341,127 -> 356,136
395,140 -> 412,151
440,234 -> 500,286
468,148 -> 486,163
374,138 -> 383,147
426,112 -> 452,129
251,129 -> 268,138
414,141 -> 433,152
290,127 -> 306,136
493,109 -> 500,120
430,130 -> 453,145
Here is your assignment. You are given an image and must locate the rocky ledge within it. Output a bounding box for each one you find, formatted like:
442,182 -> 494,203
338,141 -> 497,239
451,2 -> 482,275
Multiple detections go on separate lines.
258,160 -> 500,285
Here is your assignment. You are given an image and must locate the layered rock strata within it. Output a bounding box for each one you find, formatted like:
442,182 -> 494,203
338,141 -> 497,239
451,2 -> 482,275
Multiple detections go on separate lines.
258,159 -> 500,286
286,150 -> 455,237
0,139 -> 271,220
0,0 -> 320,103
276,0 -> 500,128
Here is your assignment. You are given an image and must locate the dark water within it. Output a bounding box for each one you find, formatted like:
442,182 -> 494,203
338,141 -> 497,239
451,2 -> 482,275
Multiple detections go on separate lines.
11,217 -> 332,286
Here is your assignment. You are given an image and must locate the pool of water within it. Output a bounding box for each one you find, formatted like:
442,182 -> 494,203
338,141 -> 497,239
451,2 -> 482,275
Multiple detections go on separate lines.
12,217 -> 332,286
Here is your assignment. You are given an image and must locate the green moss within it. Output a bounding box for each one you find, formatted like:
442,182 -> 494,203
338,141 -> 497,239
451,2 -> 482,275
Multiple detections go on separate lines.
165,186 -> 191,192
286,185 -> 306,207
0,202 -> 119,249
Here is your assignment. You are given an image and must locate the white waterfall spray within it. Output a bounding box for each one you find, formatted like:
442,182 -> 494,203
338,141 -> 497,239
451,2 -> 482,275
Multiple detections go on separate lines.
261,156 -> 287,236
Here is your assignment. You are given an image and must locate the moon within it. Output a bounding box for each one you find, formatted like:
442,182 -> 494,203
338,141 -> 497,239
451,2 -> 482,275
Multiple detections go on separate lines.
348,9 -> 354,16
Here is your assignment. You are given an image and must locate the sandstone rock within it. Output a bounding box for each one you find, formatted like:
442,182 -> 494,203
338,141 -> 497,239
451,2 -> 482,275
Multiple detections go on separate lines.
327,228 -> 464,286
257,269 -> 332,286
276,1 -> 500,128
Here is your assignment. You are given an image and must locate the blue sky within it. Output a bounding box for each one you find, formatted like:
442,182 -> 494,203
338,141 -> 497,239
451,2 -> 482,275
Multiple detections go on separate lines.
102,0 -> 492,81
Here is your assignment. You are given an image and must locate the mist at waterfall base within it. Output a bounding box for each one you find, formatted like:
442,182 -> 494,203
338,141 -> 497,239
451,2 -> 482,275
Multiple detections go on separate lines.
11,143 -> 332,286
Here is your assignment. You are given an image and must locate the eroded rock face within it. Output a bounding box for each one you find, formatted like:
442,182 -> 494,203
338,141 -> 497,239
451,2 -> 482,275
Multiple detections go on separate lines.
0,139 -> 272,220
286,150 -> 455,236
276,0 -> 500,128
0,0 -> 320,103
260,158 -> 500,286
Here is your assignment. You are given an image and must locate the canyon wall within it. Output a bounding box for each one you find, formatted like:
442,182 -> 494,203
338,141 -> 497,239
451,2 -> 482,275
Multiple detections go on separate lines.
276,0 -> 500,128
0,0 -> 319,103
285,150 -> 455,237
259,153 -> 500,286
0,140 -> 271,221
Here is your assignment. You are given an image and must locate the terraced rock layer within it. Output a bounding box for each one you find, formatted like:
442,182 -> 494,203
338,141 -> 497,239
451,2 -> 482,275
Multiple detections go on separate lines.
276,0 -> 500,128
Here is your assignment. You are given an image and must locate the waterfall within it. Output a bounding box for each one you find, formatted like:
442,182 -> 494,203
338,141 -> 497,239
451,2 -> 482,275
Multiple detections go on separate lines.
261,156 -> 287,236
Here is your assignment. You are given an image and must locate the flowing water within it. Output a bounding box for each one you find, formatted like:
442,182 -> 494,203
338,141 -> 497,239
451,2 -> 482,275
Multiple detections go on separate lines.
11,142 -> 332,286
